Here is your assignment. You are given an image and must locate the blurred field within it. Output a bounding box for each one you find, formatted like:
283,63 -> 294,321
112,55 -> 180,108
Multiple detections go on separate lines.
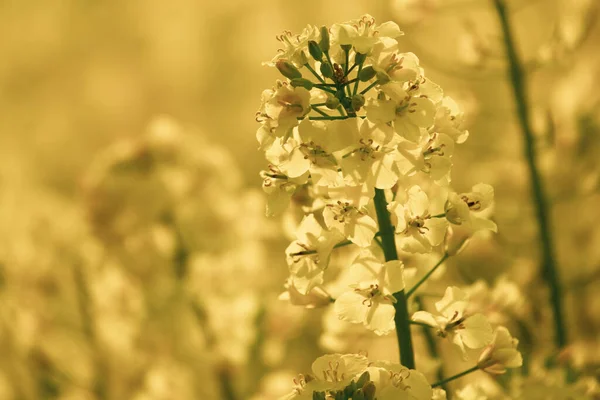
0,0 -> 599,399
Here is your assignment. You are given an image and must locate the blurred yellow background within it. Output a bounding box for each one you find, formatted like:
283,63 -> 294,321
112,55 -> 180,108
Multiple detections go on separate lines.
0,0 -> 599,399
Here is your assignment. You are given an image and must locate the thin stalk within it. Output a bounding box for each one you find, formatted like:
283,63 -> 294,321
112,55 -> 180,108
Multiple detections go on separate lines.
290,239 -> 353,256
406,253 -> 449,298
308,116 -> 350,121
432,366 -> 479,388
492,0 -> 567,350
344,47 -> 350,76
218,367 -> 238,400
345,63 -> 358,77
353,64 -> 363,96
360,80 -> 378,95
291,232 -> 384,256
311,105 -> 331,118
304,63 -> 325,84
73,263 -> 108,399
373,188 -> 415,369
314,85 -> 337,94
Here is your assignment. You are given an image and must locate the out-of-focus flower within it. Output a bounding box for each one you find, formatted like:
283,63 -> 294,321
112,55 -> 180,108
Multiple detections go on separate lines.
446,183 -> 497,233
412,286 -> 493,355
477,326 -> 523,374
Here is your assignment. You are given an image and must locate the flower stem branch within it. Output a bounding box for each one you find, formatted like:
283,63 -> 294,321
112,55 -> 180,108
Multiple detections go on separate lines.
304,63 -> 325,84
353,64 -> 363,96
406,252 -> 449,298
360,81 -> 378,95
409,320 -> 434,328
345,62 -> 358,77
314,85 -> 337,94
373,188 -> 415,369
431,366 -> 479,388
311,105 -> 331,118
290,239 -> 353,256
493,0 -> 567,350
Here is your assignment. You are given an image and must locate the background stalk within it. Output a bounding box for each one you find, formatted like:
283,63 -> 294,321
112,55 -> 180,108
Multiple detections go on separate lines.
492,0 -> 567,350
373,189 -> 415,369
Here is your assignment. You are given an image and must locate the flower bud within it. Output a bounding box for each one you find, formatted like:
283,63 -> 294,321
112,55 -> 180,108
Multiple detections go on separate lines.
353,389 -> 365,400
290,78 -> 314,90
362,382 -> 376,400
358,66 -> 377,81
276,60 -> 302,80
325,94 -> 340,110
308,40 -> 323,61
319,26 -> 330,53
344,380 -> 357,397
312,391 -> 326,400
355,52 -> 367,65
351,94 -> 365,111
320,62 -> 334,79
376,71 -> 391,85
476,326 -> 523,374
356,371 -> 370,388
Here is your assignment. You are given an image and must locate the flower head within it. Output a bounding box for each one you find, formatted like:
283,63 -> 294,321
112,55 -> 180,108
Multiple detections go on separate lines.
446,183 -> 497,232
388,186 -> 448,253
477,326 -> 523,374
334,252 -> 405,335
412,286 -> 493,356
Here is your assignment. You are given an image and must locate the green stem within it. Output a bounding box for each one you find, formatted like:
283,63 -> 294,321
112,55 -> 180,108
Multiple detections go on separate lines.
311,105 -> 331,118
345,63 -> 358,77
493,0 -> 567,350
353,64 -> 363,96
432,366 -> 479,388
304,63 -> 325,84
314,85 -> 337,94
406,252 -> 449,298
360,80 -> 378,95
73,263 -> 108,399
290,239 -> 353,256
344,48 -> 350,72
373,188 -> 415,369
218,366 -> 238,400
